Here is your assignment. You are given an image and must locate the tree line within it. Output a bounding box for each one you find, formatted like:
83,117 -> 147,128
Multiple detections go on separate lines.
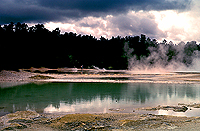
0,22 -> 200,70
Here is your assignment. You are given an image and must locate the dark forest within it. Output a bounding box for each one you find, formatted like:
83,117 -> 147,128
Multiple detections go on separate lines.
0,22 -> 200,70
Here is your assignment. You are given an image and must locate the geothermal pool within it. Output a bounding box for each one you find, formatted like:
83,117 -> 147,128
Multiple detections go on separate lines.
1,82 -> 200,117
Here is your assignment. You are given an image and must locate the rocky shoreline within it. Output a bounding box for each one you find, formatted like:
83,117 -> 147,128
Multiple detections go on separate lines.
1,69 -> 200,88
1,111 -> 200,130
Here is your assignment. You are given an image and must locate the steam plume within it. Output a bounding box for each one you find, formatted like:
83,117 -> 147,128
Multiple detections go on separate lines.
124,41 -> 200,73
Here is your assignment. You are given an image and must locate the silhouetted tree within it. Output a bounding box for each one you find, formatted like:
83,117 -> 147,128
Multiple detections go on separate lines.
0,22 -> 200,71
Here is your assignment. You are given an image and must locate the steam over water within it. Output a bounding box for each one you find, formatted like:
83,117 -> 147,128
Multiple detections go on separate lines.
124,41 -> 200,74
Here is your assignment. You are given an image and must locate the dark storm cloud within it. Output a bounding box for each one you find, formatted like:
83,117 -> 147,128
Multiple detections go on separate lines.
38,0 -> 191,12
0,0 -> 84,24
0,0 -> 191,24
108,13 -> 167,39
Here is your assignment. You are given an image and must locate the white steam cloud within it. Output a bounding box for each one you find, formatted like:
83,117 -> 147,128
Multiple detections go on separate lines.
124,41 -> 200,74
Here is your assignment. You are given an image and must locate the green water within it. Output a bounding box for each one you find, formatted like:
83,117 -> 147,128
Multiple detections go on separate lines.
1,83 -> 200,117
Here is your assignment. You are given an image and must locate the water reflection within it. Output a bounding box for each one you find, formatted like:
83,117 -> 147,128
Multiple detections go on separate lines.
1,83 -> 200,116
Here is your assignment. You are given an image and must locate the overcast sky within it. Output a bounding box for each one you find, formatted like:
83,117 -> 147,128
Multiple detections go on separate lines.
1,0 -> 199,43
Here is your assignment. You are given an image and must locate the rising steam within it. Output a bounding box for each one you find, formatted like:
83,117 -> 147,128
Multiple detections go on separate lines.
124,41 -> 200,74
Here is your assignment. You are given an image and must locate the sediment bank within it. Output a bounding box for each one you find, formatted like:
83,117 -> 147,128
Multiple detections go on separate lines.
1,69 -> 200,88
1,111 -> 200,130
